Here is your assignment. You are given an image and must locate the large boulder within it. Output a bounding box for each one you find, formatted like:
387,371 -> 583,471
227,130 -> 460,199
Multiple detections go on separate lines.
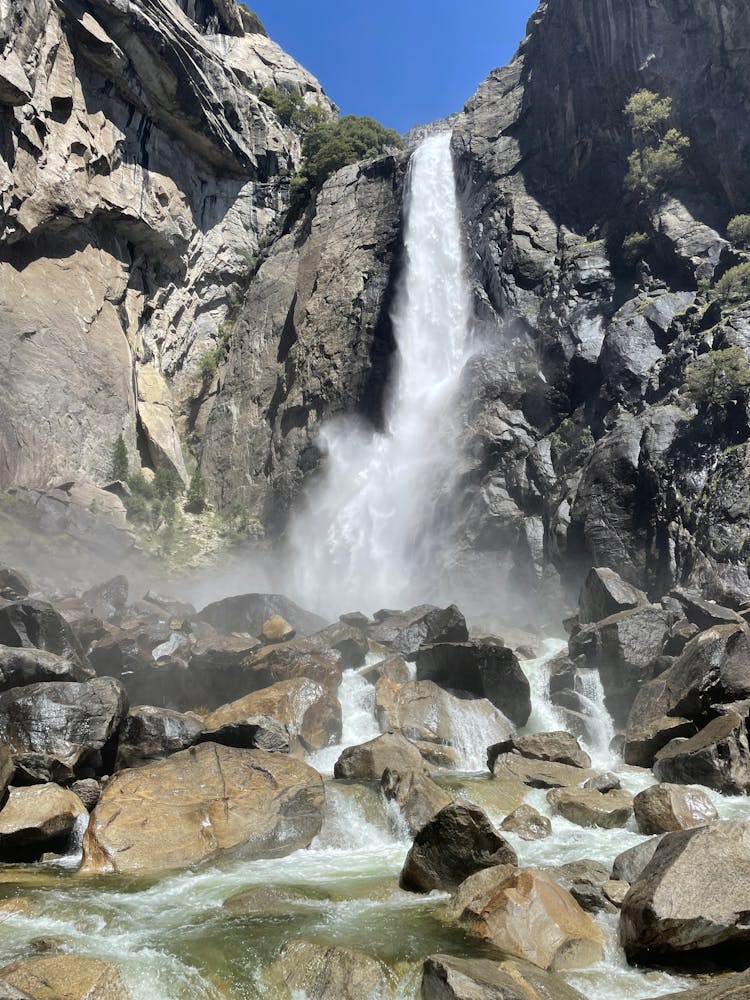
579,567 -> 648,624
0,568 -> 30,601
450,866 -> 605,971
368,605 -> 468,656
0,956 -> 131,1000
240,637 -> 344,694
653,713 -> 750,794
196,593 -> 326,638
633,783 -> 718,835
671,592 -> 743,631
420,954 -> 588,1000
400,802 -> 517,893
81,744 -> 324,875
413,640 -> 531,726
81,576 -> 129,623
489,731 -> 591,770
490,753 -> 596,789
201,678 -> 341,754
380,767 -> 453,835
377,679 -> 513,769
546,787 -> 633,829
611,836 -> 664,884
568,604 -> 671,725
333,732 -> 425,780
659,625 -> 750,722
620,821 -> 750,966
0,600 -> 92,675
500,803 -> 552,841
0,645 -> 93,691
644,970 -> 750,999
0,677 -> 128,783
277,941 -> 391,1000
115,706 -> 204,770
0,783 -> 87,862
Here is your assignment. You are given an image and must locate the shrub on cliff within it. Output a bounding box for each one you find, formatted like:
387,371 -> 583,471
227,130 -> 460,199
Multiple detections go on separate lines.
715,263 -> 750,306
727,215 -> 750,250
258,86 -> 326,131
109,435 -> 128,481
624,90 -> 689,200
185,468 -> 207,514
685,347 -> 750,410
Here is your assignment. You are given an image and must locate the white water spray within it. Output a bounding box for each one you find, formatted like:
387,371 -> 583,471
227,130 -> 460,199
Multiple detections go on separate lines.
288,132 -> 471,616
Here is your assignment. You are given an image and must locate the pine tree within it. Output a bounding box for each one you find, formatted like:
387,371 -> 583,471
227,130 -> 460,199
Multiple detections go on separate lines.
110,434 -> 128,481
185,467 -> 207,514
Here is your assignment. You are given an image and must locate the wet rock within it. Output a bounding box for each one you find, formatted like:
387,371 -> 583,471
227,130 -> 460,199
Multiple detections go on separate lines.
620,821 -> 750,966
0,646 -> 93,692
550,859 -> 615,915
568,604 -> 671,725
450,866 -> 605,971
664,620 -> 700,657
654,713 -> 750,794
421,954 -> 588,1000
81,576 -> 129,623
115,706 -> 204,770
0,569 -> 30,601
241,637 -> 344,694
671,592 -> 743,631
69,779 -> 101,812
368,604 -> 468,656
644,969 -> 750,999
223,884 -> 328,917
603,880 -> 630,908
0,600 -> 92,676
584,771 -> 621,793
196,593 -> 325,639
0,747 -> 14,803
0,677 -> 128,783
0,955 -> 131,999
579,567 -> 648,624
340,612 -> 370,628
307,623 -> 369,669
378,679 -> 513,769
489,731 -> 591,770
333,732 -> 425,780
611,836 -> 664,884
202,678 -> 341,755
413,640 -> 531,726
260,615 -> 295,644
0,784 -> 86,862
142,592 -> 196,620
81,744 -> 324,875
381,768 -> 453,835
360,654 -> 412,684
278,941 -> 391,1000
546,787 -> 633,828
400,801 -> 517,893
633,783 -> 718,835
500,803 -> 551,841
490,754 -> 596,789
88,621 -> 188,708
662,625 -> 750,722
623,705 -> 697,769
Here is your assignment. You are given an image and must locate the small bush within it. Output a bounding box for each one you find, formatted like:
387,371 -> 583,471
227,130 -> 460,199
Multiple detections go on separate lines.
622,232 -> 650,267
258,86 -> 326,131
685,346 -> 750,409
127,473 -> 156,500
185,468 -> 207,514
727,215 -> 750,250
161,495 -> 177,524
154,466 -> 181,500
110,434 -> 128,481
198,349 -> 219,384
715,263 -> 750,305
123,492 -> 150,524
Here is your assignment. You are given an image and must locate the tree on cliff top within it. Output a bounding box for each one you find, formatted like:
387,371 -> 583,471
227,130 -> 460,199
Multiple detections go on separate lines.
624,90 -> 689,200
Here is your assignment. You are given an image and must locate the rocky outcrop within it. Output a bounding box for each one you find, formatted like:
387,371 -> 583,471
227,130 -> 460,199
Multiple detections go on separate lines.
81,743 -> 324,874
0,783 -> 86,862
0,956 -> 131,1000
547,786 -> 634,829
421,954 -> 588,1000
277,942 -> 391,1000
333,732 -> 425,780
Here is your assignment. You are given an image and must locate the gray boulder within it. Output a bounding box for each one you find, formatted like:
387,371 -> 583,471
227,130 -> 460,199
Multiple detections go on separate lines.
0,600 -> 92,676
334,733 -> 425,780
277,941 -> 391,1000
579,567 -> 647,624
368,604 -> 468,656
633,783 -> 718,835
196,593 -> 326,638
115,706 -> 205,770
0,645 -> 94,691
380,768 -> 452,836
421,954 -> 588,1000
611,836 -> 664,884
653,713 -> 750,794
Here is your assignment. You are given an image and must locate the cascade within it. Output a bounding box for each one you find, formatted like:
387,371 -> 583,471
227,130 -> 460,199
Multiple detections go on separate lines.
288,132 -> 471,617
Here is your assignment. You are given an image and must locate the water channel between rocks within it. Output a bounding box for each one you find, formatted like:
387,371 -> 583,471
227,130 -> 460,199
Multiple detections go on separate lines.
0,641 -> 748,999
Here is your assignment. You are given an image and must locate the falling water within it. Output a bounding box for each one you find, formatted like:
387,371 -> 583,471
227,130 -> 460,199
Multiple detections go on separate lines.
288,132 -> 471,617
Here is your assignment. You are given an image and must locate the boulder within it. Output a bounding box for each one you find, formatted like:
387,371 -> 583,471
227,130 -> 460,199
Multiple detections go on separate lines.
620,821 -> 750,966
644,970 -> 750,999
196,593 -> 325,638
568,604 -> 671,725
0,677 -> 128,783
0,600 -> 92,675
603,880 -> 630,908
115,706 -> 204,770
413,640 -> 531,726
584,771 -> 621,793
623,708 -> 697,768
633,783 -> 718,835
223,884 -> 328,917
553,859 -> 615,915
0,568 -> 30,601
0,784 -> 87,862
142,591 -> 196,620
202,678 -> 341,754
377,679 -> 513,769
0,645 -> 94,692
0,956 -> 131,1000
400,801 -> 517,893
81,744 -> 324,875
306,622 -> 369,669
420,954 -> 588,1000
380,767 -> 453,835
664,619 -> 700,657
277,941 -> 391,1000
500,803 -> 552,841
546,787 -> 633,828
451,866 -> 605,971
81,576 -> 129,622
671,592 -> 743,631
661,625 -> 750,722
0,746 -> 14,802
490,754 -> 596,789
611,836 -> 664,884
579,567 -> 648,624
368,604 -> 468,656
70,779 -> 101,811
360,653 -> 412,684
333,732 -> 425,780
241,637 -> 344,694
489,731 -> 591,770
260,615 -> 295,644
653,713 -> 750,794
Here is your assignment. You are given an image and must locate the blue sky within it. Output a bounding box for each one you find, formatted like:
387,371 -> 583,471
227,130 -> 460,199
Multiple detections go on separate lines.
246,1 -> 539,134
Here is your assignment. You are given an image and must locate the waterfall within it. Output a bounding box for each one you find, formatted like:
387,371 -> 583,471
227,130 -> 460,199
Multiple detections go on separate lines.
574,668 -> 617,769
288,132 -> 471,617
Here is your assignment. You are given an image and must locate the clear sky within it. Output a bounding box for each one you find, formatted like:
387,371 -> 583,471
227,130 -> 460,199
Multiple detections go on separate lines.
246,1 -> 539,134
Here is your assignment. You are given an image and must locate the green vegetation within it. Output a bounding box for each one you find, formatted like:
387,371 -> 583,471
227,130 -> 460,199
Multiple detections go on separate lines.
154,466 -> 181,499
109,434 -> 128,481
685,347 -> 750,410
727,215 -> 750,250
714,263 -> 750,305
624,90 -> 689,200
258,86 -> 326,131
185,467 -> 207,514
621,231 -> 651,267
291,116 -> 403,208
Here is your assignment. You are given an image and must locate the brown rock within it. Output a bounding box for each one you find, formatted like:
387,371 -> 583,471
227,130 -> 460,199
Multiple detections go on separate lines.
633,783 -> 718,835
80,743 -> 324,875
500,804 -> 552,841
491,754 -> 596,789
380,768 -> 453,835
546,787 -> 633,828
0,955 -> 131,999
333,732 -> 426,780
489,731 -> 591,770
0,784 -> 86,862
645,969 -> 750,999
261,615 -> 295,644
603,879 -> 629,907
654,713 -> 750,794
421,954 -> 588,1000
278,941 -> 391,1000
